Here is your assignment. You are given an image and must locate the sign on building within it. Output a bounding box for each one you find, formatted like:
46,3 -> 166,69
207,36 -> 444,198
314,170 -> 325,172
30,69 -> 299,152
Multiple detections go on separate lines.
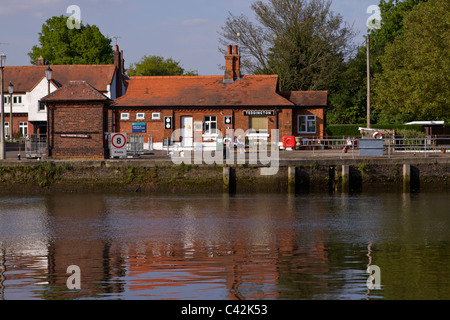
110,133 -> 127,158
132,123 -> 147,133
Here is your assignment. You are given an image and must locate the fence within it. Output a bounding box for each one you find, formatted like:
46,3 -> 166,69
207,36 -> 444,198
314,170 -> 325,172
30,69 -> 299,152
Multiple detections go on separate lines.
294,137 -> 450,159
126,135 -> 153,156
25,134 -> 47,159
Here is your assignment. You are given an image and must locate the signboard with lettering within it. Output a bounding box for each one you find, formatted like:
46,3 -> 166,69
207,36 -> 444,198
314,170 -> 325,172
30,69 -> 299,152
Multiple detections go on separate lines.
243,110 -> 275,116
132,123 -> 147,133
110,133 -> 127,158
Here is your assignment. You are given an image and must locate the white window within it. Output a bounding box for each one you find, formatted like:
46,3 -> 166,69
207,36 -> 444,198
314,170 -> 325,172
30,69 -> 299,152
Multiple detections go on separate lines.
19,122 -> 28,138
121,113 -> 130,120
298,115 -> 316,134
204,116 -> 217,135
38,101 -> 46,112
136,113 -> 145,120
4,97 -> 10,104
152,112 -> 161,120
5,122 -> 9,138
13,96 -> 23,105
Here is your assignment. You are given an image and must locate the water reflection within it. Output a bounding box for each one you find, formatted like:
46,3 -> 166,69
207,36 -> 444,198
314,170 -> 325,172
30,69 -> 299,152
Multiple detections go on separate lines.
0,192 -> 449,300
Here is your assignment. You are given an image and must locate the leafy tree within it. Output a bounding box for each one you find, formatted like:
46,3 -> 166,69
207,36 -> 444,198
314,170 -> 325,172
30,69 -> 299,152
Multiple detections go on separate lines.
328,0 -> 428,124
28,15 -> 113,65
218,0 -> 356,91
127,55 -> 197,76
372,0 -> 450,123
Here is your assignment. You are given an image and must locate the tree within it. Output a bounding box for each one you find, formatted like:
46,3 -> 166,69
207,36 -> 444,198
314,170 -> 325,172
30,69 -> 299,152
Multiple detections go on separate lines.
372,0 -> 450,123
327,0 -> 428,124
28,15 -> 113,65
218,0 -> 356,91
127,55 -> 197,76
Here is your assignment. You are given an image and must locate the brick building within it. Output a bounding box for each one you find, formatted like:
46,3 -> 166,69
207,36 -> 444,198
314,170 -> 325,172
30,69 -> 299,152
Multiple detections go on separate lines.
43,81 -> 110,159
111,45 -> 327,151
1,45 -> 126,138
43,45 -> 327,159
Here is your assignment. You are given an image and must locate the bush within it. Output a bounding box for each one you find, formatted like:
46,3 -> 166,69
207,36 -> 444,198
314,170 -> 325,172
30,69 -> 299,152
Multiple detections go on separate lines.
325,124 -> 424,138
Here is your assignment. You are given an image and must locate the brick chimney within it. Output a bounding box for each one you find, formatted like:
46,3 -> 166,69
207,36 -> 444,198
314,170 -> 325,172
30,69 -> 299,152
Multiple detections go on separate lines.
224,44 -> 241,83
114,45 -> 124,98
36,56 -> 46,65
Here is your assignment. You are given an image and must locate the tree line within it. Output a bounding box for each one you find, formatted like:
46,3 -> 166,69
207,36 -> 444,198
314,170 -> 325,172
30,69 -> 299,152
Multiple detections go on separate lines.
29,0 -> 449,125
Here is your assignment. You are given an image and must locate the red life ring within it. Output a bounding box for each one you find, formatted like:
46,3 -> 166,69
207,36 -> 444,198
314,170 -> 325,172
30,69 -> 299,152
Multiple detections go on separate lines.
373,132 -> 383,139
283,136 -> 296,148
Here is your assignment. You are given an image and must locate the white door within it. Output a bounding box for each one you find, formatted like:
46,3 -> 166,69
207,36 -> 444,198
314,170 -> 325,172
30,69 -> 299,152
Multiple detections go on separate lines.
181,116 -> 193,147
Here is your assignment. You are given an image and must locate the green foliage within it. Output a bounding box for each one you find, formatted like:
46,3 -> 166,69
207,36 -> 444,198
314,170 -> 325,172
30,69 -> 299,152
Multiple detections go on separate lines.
219,0 -> 356,91
327,0 -> 429,125
325,125 -> 362,137
127,55 -> 197,76
325,124 -> 423,137
28,16 -> 113,65
372,0 -> 450,123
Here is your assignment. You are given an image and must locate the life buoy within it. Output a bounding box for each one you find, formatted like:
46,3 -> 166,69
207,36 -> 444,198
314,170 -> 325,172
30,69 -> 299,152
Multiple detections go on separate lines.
373,131 -> 383,139
283,136 -> 296,148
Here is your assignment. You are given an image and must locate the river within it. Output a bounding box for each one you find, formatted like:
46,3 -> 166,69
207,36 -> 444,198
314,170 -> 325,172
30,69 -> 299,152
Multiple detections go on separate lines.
0,191 -> 449,300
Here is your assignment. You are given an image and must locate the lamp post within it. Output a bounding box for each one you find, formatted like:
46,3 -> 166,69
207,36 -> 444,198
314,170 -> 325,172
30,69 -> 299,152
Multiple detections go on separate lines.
45,66 -> 52,95
8,82 -> 13,141
0,52 -> 6,160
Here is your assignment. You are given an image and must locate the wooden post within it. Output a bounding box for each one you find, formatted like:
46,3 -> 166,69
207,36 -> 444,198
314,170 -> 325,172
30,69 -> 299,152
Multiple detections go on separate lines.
223,167 -> 235,194
403,164 -> 411,193
342,165 -> 350,193
288,166 -> 296,194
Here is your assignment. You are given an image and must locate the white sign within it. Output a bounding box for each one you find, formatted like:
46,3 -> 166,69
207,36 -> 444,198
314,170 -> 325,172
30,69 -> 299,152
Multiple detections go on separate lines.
111,133 -> 127,158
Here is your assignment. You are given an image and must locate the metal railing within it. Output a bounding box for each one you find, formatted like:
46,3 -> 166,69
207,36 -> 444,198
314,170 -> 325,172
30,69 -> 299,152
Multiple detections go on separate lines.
293,137 -> 450,159
25,134 -> 47,159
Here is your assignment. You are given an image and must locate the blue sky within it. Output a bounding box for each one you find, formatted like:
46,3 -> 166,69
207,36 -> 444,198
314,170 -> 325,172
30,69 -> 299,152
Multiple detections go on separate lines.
0,0 -> 377,75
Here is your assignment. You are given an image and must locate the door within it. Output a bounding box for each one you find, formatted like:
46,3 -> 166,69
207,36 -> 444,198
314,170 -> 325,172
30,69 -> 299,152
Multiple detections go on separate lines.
181,116 -> 193,147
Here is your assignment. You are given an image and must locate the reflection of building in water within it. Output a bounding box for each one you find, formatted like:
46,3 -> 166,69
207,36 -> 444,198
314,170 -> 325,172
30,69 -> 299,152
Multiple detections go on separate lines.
0,199 -> 51,299
116,196 -> 330,300
44,194 -> 123,299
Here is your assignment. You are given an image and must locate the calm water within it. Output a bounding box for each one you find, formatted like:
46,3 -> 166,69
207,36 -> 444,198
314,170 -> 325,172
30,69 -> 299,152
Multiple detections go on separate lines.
0,191 -> 449,300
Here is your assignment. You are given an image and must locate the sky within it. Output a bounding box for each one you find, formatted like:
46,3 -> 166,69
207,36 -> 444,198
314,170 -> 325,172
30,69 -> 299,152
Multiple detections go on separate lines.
0,0 -> 378,75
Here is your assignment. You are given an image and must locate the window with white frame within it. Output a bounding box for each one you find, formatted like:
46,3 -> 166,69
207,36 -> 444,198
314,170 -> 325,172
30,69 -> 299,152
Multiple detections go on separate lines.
38,101 -> 46,112
19,122 -> 28,138
136,113 -> 145,120
152,112 -> 161,120
13,96 -> 23,105
298,115 -> 316,134
121,113 -> 130,120
5,122 -> 9,138
204,116 -> 217,135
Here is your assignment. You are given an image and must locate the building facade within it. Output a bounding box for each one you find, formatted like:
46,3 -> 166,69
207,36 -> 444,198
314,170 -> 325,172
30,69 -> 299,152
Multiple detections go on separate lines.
1,45 -> 126,138
111,45 -> 327,151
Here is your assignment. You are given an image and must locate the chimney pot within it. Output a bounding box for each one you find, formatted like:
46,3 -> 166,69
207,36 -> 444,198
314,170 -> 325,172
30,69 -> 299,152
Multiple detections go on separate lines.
233,45 -> 238,55
227,45 -> 232,55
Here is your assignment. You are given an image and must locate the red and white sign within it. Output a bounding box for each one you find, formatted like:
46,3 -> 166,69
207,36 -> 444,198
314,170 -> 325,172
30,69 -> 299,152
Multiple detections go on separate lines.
111,133 -> 127,158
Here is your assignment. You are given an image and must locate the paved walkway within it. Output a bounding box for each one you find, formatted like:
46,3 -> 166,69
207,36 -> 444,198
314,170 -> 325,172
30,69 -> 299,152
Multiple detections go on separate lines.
4,147 -> 449,163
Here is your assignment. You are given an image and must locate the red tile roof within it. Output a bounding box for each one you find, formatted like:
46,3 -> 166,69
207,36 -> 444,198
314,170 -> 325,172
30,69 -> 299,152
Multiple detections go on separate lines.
2,65 -> 116,93
112,75 -> 295,107
42,81 -> 109,102
279,91 -> 328,107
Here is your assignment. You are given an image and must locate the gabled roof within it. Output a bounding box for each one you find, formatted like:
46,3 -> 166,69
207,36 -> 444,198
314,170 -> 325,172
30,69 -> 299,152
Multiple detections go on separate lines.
279,91 -> 328,107
3,65 -> 116,93
112,75 -> 295,107
42,81 -> 109,102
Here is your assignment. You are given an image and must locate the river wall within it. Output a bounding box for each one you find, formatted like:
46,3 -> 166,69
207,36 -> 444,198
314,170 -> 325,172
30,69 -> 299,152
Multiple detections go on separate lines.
0,158 -> 448,195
